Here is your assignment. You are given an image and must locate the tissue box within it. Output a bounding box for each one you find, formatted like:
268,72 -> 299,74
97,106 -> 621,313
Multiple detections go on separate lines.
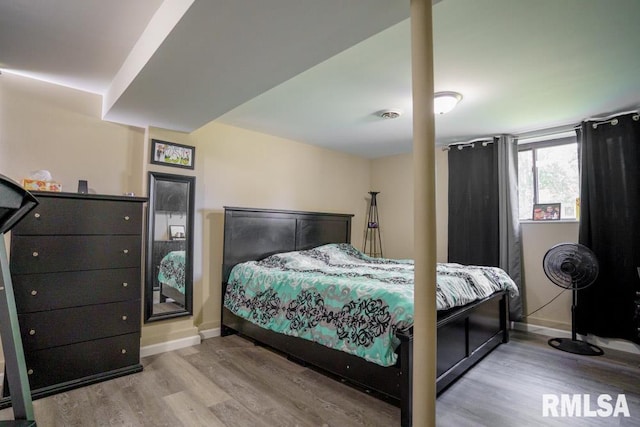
22,179 -> 62,192
46,182 -> 62,192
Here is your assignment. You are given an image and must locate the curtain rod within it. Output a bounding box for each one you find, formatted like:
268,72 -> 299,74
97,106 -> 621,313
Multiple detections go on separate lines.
585,110 -> 640,129
443,108 -> 640,150
523,109 -> 640,135
442,137 -> 495,151
584,109 -> 639,122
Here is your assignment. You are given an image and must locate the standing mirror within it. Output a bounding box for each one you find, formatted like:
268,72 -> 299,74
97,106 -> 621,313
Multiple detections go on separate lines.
145,172 -> 195,322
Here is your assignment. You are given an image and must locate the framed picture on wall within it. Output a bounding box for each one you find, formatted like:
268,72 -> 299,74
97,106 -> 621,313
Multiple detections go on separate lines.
169,225 -> 186,240
533,203 -> 561,221
150,139 -> 195,169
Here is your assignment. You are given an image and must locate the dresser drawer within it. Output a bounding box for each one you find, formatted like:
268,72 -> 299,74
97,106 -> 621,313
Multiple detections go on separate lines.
12,197 -> 143,236
12,268 -> 140,313
25,333 -> 140,390
10,235 -> 141,274
19,300 -> 140,351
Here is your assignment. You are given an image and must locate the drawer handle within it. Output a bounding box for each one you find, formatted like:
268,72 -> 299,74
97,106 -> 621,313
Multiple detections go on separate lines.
34,213 -> 41,219
124,216 -> 130,221
32,251 -> 39,257
122,315 -> 128,321
122,282 -> 128,288
29,329 -> 36,336
31,290 -> 38,296
121,349 -> 127,354
27,369 -> 33,375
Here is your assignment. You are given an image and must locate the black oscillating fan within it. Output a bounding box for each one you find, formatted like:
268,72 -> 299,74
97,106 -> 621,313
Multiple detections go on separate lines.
543,243 -> 604,356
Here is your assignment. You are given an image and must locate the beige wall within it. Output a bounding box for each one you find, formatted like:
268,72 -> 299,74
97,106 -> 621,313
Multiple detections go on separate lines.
521,221 -> 579,328
190,121 -> 371,334
370,153 -> 414,259
370,149 -> 448,262
0,72 -> 144,195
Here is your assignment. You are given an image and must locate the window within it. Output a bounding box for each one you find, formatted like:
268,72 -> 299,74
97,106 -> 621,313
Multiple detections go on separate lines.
518,136 -> 579,220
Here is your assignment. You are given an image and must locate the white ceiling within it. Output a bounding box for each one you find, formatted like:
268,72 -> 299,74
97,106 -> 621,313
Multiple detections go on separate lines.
2,0 -> 640,158
0,0 -> 164,93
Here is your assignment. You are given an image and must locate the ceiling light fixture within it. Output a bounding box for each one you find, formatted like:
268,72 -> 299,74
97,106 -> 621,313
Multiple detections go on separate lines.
379,110 -> 402,119
434,91 -> 463,114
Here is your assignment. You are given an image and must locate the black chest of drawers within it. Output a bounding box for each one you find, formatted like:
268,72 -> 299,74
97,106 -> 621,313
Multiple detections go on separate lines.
2,192 -> 146,405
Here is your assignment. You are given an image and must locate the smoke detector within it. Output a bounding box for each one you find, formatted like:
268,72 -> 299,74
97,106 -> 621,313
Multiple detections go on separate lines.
379,110 -> 402,119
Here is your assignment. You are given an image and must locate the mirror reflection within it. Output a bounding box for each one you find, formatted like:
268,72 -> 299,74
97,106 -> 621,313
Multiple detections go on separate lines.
145,172 -> 194,322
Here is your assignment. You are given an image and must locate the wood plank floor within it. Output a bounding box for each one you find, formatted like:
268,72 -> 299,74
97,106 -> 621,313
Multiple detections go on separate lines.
0,331 -> 638,426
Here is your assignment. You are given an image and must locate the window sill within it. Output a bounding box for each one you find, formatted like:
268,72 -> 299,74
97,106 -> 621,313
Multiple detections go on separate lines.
520,219 -> 579,224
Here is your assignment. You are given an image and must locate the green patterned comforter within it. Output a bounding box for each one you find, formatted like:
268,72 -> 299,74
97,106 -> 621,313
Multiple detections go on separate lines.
224,243 -> 518,367
158,250 -> 185,294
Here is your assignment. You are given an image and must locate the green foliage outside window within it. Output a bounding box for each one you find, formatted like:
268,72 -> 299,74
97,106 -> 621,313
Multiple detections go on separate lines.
518,140 -> 579,220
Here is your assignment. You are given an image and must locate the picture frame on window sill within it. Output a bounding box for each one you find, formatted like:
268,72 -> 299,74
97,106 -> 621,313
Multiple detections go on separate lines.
169,225 -> 186,240
150,139 -> 195,170
533,203 -> 561,221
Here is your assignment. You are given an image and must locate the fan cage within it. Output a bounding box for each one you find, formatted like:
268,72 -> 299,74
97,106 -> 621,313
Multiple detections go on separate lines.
543,243 -> 599,290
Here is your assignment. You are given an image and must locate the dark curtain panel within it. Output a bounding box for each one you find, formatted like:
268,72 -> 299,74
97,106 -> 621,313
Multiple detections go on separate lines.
577,113 -> 640,344
497,135 -> 523,320
448,143 -> 499,267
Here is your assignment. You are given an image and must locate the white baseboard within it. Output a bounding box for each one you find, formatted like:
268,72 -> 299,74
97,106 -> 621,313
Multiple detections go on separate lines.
199,327 -> 221,340
513,321 -> 640,355
140,335 -> 201,358
139,328 -> 222,359
512,321 -> 571,338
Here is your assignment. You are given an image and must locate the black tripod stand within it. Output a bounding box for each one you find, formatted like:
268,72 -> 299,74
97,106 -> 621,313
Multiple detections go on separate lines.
363,191 -> 382,257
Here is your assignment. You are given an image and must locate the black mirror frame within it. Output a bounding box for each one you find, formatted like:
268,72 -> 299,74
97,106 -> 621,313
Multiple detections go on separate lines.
144,171 -> 195,322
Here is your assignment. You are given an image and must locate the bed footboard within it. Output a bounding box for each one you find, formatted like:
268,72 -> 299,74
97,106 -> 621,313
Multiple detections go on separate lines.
436,290 -> 508,394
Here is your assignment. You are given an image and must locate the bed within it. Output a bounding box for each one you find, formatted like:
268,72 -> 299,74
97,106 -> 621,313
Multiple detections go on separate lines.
221,207 -> 514,426
158,250 -> 186,307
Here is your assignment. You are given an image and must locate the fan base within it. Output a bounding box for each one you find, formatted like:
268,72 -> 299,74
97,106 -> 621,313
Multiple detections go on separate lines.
548,338 -> 604,356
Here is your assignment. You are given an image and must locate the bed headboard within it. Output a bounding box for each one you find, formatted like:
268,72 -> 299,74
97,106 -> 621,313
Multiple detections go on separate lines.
222,207 -> 353,283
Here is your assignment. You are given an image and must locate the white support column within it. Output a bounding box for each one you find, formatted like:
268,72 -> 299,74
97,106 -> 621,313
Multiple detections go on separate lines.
410,0 -> 437,425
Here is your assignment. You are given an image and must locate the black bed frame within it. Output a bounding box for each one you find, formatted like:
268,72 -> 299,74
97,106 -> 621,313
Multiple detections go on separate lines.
221,207 -> 509,426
